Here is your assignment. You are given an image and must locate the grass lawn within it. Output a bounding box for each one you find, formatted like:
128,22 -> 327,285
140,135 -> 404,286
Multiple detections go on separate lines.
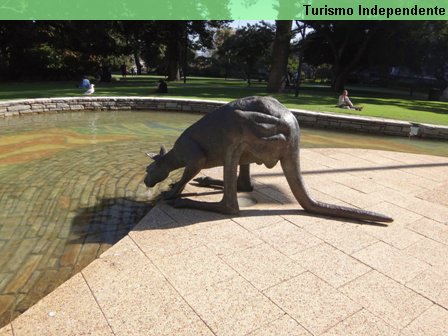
1,75 -> 447,125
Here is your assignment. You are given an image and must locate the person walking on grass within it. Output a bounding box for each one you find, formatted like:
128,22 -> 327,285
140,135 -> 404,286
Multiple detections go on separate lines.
338,90 -> 363,111
120,64 -> 127,78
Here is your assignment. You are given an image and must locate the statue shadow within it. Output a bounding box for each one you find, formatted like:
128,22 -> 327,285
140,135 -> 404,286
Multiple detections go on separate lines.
133,182 -> 388,233
69,197 -> 153,245
69,181 -> 387,248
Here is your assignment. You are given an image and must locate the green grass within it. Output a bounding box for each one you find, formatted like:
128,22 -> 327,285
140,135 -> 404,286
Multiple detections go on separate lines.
1,75 -> 447,125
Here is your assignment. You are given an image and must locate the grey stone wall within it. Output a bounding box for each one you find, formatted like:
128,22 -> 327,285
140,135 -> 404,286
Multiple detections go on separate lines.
291,109 -> 412,137
0,97 -> 223,116
0,97 -> 447,140
417,124 -> 448,140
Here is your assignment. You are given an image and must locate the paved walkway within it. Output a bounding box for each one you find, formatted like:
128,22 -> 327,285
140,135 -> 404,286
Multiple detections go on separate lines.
1,148 -> 448,336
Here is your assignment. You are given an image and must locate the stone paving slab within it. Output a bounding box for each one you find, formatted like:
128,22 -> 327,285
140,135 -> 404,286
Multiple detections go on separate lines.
1,148 -> 448,336
0,324 -> 12,336
10,273 -> 114,336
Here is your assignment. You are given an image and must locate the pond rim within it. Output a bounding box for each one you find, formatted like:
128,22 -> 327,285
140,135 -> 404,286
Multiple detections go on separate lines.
1,96 -> 448,140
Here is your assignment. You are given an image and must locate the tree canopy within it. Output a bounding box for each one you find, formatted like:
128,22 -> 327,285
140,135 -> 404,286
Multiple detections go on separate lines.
302,21 -> 448,91
1,20 -> 447,97
0,20 -> 229,81
216,22 -> 275,85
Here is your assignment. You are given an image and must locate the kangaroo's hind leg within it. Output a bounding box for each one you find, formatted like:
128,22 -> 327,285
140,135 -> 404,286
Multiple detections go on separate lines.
193,164 -> 253,192
237,164 -> 253,191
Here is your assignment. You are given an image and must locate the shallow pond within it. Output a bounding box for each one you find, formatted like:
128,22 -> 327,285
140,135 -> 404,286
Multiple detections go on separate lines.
0,110 -> 446,326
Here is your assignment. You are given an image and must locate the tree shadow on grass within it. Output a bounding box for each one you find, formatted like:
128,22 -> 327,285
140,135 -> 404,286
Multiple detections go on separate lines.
279,91 -> 448,116
3,78 -> 445,118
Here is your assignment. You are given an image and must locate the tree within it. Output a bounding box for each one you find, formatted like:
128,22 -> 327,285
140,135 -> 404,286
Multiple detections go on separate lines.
161,21 -> 185,81
117,21 -> 158,75
267,20 -> 293,92
0,21 -> 124,80
292,20 -> 308,97
155,21 -> 229,81
0,20 -> 231,82
300,21 -> 448,93
213,28 -> 235,79
217,22 -> 275,85
0,21 -> 40,79
303,21 -> 382,91
396,21 -> 448,99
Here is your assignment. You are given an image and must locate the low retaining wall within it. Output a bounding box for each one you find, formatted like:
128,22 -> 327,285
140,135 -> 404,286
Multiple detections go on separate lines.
416,123 -> 448,140
291,109 -> 412,137
0,97 -> 447,140
0,97 -> 222,116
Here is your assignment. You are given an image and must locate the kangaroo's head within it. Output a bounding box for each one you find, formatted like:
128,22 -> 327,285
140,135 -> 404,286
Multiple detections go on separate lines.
144,145 -> 170,187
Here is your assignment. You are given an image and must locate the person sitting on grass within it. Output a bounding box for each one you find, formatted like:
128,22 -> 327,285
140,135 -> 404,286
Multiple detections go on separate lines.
338,90 -> 363,111
78,76 -> 90,89
156,79 -> 168,93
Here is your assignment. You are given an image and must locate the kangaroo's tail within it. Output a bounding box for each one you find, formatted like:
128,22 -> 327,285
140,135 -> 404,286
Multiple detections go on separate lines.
280,155 -> 393,223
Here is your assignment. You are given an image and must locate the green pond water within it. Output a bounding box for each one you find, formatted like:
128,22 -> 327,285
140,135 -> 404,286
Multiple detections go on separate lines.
0,110 -> 447,326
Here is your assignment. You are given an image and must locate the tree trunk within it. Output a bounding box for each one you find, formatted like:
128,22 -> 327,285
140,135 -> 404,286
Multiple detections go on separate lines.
246,65 -> 252,86
133,52 -> 142,75
294,21 -> 307,97
332,72 -> 348,93
166,23 -> 182,81
183,29 -> 188,84
167,40 -> 181,81
167,62 -> 180,81
441,86 -> 448,102
267,20 -> 292,93
325,24 -> 380,91
294,53 -> 304,97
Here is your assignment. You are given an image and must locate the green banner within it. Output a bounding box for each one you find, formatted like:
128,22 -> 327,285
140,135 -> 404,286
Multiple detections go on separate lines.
0,0 -> 447,19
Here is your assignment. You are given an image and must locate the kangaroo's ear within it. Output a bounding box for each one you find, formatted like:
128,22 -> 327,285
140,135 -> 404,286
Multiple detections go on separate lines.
146,152 -> 160,160
159,145 -> 167,156
146,145 -> 167,161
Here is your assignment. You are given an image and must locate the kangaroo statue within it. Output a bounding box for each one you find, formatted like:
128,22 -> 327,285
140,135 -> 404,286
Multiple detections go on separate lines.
144,96 -> 393,223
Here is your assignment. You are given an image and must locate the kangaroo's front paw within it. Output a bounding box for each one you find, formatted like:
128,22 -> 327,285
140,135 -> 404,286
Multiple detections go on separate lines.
220,204 -> 240,215
161,189 -> 178,200
193,176 -> 213,187
169,198 -> 189,208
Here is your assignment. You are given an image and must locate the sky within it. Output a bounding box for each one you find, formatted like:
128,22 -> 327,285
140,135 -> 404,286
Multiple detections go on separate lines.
229,20 -> 274,28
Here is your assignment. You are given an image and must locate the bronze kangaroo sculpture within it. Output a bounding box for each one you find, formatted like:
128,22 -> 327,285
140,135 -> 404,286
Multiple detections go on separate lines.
144,96 -> 393,223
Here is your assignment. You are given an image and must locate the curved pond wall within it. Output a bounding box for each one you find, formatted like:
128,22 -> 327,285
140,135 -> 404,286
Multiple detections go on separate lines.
1,97 -> 447,140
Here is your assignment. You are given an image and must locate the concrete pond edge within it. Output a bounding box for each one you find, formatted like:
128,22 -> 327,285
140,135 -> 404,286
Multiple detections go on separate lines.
1,96 -> 447,139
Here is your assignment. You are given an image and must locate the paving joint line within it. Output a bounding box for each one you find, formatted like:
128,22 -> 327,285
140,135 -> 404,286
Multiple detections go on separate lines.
127,232 -> 217,336
215,250 -> 312,336
80,272 -> 117,336
347,250 -> 448,315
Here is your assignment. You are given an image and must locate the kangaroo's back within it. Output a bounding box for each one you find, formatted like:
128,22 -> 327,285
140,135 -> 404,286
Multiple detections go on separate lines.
179,96 -> 298,166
